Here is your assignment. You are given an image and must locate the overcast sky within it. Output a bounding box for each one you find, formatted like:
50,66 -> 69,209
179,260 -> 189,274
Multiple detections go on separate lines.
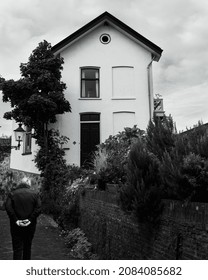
1,0 -> 208,135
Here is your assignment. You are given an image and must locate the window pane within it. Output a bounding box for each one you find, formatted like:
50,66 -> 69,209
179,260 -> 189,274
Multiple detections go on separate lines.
82,80 -> 98,98
25,134 -> 31,149
81,68 -> 99,98
81,80 -> 86,97
23,126 -> 32,154
82,69 -> 98,79
81,114 -> 100,122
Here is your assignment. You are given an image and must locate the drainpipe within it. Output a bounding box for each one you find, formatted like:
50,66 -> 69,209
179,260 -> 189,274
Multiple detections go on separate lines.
147,55 -> 156,121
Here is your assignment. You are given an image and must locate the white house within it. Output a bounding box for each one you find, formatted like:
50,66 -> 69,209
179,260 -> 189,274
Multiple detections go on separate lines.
10,12 -> 163,174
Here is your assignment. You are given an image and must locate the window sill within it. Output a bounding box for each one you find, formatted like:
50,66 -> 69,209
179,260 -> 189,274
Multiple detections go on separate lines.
79,98 -> 102,100
111,97 -> 136,100
22,152 -> 32,156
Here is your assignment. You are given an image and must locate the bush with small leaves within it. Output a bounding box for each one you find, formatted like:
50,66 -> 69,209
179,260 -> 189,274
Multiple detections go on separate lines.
120,138 -> 163,224
64,228 -> 97,259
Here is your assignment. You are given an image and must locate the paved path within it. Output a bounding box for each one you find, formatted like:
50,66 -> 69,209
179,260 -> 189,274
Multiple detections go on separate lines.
0,209 -> 76,260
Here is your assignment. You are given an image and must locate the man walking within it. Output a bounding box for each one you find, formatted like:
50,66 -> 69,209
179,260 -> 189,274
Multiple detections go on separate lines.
5,177 -> 41,260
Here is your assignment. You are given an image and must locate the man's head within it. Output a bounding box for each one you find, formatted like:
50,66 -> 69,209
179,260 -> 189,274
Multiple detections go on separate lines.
21,177 -> 32,187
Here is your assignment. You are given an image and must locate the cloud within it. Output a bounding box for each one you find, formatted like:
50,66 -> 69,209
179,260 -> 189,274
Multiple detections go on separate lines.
164,82 -> 208,131
154,1 -> 208,92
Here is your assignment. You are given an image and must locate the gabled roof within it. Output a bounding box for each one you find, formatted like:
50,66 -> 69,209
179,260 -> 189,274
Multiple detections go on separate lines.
52,11 -> 163,61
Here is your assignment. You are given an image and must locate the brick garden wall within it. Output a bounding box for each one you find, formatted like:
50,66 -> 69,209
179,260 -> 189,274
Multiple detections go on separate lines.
78,188 -> 208,260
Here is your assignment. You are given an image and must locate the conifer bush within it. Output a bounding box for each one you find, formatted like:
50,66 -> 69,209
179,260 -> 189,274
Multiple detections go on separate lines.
120,116 -> 208,224
146,117 -> 208,202
120,138 -> 163,223
160,143 -> 208,202
146,115 -> 176,160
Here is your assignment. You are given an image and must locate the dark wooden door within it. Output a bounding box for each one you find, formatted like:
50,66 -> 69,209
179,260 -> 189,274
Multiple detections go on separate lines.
81,123 -> 100,166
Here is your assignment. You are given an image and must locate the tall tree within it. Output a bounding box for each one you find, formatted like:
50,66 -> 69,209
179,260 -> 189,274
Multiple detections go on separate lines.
1,40 -> 71,145
1,41 -> 72,212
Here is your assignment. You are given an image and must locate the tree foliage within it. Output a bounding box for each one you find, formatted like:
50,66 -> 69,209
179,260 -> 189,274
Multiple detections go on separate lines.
120,137 -> 163,224
146,115 -> 176,160
119,116 -> 208,225
0,137 -> 11,163
160,122 -> 208,201
1,40 -> 71,135
1,41 -> 72,214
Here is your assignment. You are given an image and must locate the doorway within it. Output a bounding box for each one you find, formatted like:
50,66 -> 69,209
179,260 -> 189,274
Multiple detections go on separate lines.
80,113 -> 100,166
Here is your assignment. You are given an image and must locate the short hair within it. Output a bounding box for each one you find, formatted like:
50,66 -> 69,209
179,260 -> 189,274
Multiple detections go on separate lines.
21,177 -> 32,186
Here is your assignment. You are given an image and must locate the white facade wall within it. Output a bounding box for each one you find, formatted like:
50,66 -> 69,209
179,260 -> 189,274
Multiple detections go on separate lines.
58,25 -> 153,166
10,128 -> 40,174
10,24 -> 155,172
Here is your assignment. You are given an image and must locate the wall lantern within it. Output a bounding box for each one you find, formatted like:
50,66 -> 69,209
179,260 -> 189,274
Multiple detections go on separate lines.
12,123 -> 26,150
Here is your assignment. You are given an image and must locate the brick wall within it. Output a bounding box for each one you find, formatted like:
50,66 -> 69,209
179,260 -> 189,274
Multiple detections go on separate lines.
78,188 -> 208,259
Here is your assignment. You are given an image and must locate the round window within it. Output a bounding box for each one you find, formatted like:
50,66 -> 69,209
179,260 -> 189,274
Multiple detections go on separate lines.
100,34 -> 111,44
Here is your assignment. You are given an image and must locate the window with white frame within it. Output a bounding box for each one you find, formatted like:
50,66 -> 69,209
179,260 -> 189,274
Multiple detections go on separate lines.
81,68 -> 100,98
23,126 -> 32,154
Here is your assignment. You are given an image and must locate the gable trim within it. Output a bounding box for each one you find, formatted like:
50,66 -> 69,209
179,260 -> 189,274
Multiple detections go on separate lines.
51,12 -> 163,61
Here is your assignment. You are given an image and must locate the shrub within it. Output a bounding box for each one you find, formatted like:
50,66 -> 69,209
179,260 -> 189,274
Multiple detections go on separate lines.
132,182 -> 164,224
180,122 -> 208,158
146,115 -> 176,160
158,122 -> 208,202
120,118 -> 208,224
63,228 -> 97,259
0,165 -> 17,198
56,177 -> 88,230
160,151 -> 208,202
93,125 -> 144,186
0,138 -> 11,163
182,153 -> 208,201
67,164 -> 88,183
92,147 -> 108,174
146,118 -> 208,203
91,147 -> 108,189
120,138 -> 163,224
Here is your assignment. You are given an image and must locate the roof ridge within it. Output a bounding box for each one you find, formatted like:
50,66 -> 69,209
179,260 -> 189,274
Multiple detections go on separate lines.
52,11 -> 163,60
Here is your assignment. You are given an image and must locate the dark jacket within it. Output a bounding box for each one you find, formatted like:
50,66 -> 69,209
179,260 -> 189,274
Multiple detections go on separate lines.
5,183 -> 41,224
